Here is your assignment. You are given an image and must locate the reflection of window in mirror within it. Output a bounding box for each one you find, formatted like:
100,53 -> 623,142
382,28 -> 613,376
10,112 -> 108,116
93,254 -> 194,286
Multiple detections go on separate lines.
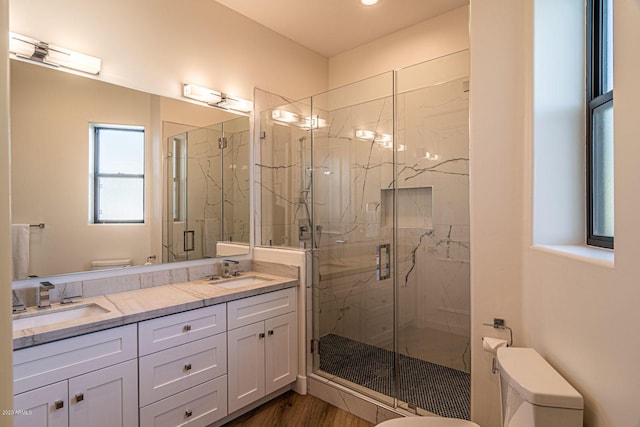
89,124 -> 145,223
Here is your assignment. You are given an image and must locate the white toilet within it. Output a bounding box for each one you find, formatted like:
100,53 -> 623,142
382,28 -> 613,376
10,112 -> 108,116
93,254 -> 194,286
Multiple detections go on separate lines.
377,347 -> 583,427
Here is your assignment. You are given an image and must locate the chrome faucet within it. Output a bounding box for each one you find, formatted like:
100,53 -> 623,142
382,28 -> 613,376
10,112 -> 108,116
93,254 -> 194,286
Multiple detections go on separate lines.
37,281 -> 55,308
222,259 -> 240,278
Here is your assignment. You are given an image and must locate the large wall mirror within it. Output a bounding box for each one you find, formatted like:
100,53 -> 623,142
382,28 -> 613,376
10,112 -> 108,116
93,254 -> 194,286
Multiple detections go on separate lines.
10,59 -> 250,279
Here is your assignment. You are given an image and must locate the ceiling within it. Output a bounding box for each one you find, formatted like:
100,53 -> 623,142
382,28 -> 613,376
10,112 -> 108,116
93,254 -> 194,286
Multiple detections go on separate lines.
214,0 -> 469,57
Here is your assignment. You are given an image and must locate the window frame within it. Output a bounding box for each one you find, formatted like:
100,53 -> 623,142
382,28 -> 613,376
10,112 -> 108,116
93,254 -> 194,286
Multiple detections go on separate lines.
586,0 -> 614,249
92,125 -> 145,224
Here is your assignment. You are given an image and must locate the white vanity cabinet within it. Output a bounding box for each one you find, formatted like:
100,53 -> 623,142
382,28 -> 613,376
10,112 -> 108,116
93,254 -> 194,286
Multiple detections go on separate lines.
138,304 -> 228,427
226,288 -> 297,414
13,325 -> 138,427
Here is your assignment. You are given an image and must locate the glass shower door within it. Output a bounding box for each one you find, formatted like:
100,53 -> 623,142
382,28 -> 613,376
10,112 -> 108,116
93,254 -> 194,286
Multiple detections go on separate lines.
394,51 -> 471,418
311,72 -> 397,406
166,125 -> 224,261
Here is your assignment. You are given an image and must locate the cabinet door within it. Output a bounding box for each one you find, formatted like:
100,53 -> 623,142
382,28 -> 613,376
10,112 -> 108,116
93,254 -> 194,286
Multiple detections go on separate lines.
265,311 -> 298,394
13,381 -> 68,427
68,359 -> 138,427
227,322 -> 265,414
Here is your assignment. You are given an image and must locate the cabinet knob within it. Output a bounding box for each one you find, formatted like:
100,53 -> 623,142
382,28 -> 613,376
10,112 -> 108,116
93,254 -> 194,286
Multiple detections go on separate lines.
54,400 -> 64,410
183,324 -> 192,332
185,409 -> 193,418
259,332 -> 265,339
75,393 -> 84,403
184,363 -> 192,371
268,330 -> 274,336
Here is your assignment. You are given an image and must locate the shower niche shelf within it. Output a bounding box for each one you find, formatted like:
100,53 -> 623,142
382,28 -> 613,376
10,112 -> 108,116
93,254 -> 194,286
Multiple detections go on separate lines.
381,186 -> 433,229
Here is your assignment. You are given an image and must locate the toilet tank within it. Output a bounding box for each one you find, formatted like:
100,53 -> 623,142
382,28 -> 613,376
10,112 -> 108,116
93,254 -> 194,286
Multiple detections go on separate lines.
497,347 -> 583,427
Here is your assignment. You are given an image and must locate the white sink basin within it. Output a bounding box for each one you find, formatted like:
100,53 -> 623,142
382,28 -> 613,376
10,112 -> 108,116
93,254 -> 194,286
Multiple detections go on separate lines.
213,275 -> 273,289
13,303 -> 110,331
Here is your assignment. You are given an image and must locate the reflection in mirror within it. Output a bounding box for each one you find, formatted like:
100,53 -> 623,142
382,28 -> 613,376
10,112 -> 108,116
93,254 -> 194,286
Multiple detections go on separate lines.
163,117 -> 250,263
10,59 -> 251,279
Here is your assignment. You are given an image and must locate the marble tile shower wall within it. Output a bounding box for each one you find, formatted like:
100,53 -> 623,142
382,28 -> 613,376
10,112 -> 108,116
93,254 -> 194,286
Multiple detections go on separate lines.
316,78 -> 470,358
396,78 -> 470,339
258,110 -> 311,248
168,126 -> 250,262
223,128 -> 250,243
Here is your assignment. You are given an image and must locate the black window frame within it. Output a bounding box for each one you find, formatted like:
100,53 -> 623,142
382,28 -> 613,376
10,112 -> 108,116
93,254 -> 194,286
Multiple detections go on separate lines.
93,125 -> 145,224
586,0 -> 614,249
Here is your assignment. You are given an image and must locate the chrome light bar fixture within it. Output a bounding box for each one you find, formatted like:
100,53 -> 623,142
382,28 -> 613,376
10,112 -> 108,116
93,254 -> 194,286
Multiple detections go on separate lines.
183,83 -> 253,114
9,32 -> 101,75
270,109 -> 327,129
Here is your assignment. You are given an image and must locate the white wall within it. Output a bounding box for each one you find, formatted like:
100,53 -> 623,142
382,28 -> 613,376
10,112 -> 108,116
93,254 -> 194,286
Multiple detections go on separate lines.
329,6 -> 469,89
471,0 -> 640,426
9,0 -> 328,103
0,0 -> 15,419
525,0 -> 640,425
469,1 -> 527,425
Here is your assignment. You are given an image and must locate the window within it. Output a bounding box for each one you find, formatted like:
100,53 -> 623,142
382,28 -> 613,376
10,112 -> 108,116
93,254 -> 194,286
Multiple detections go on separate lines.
587,0 -> 614,249
92,125 -> 145,223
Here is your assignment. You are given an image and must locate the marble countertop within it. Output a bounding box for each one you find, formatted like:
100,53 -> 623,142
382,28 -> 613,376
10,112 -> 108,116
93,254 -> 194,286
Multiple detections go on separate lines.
13,272 -> 298,350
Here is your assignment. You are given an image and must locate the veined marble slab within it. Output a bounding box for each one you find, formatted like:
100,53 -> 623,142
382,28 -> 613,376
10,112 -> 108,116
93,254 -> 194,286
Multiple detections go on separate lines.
13,272 -> 298,350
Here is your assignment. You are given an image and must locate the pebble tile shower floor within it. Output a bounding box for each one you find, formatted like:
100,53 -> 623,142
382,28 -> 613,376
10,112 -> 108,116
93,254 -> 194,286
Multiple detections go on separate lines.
319,334 -> 470,420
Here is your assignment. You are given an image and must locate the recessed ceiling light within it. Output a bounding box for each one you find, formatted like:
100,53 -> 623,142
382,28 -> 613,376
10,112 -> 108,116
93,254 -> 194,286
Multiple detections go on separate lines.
361,0 -> 378,5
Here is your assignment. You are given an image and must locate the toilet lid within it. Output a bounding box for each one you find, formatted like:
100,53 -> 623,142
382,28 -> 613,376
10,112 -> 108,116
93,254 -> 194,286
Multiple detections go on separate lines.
376,417 -> 480,427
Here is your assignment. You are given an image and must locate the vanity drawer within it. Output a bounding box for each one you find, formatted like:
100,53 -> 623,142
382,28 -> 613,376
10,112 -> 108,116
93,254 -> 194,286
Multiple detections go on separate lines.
140,375 -> 227,427
139,304 -> 226,356
14,324 -> 137,395
227,287 -> 296,330
139,333 -> 227,406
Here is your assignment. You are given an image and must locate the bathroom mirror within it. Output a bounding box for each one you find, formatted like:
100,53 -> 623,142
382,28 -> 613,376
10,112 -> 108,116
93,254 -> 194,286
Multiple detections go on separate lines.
10,59 -> 250,278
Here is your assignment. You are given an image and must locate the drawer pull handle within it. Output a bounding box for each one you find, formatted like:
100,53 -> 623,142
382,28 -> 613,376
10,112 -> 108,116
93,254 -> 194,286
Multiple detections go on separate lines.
184,363 -> 192,371
183,324 -> 192,332
268,330 -> 274,336
75,393 -> 84,403
54,400 -> 64,410
259,332 -> 265,339
185,409 -> 193,418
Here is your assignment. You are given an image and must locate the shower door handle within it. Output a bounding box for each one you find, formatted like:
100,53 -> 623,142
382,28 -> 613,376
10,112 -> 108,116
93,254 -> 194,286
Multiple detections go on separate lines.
184,230 -> 195,252
376,243 -> 390,280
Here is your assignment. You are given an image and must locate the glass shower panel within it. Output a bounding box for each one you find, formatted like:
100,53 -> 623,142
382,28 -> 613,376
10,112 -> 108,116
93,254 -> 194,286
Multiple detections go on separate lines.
258,98 -> 312,248
221,116 -> 250,244
166,125 -> 224,261
394,51 -> 470,418
311,72 -> 396,406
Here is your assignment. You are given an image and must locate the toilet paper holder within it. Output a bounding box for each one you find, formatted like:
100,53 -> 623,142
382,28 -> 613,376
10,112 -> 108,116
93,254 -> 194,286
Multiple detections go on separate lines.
482,318 -> 514,374
482,318 -> 513,346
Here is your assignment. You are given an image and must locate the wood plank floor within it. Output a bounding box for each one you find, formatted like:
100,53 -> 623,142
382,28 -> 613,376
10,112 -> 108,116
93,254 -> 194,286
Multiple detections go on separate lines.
222,391 -> 375,427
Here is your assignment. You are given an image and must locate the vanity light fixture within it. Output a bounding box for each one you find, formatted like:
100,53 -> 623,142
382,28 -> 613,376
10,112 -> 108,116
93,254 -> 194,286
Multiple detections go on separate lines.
355,129 -> 376,140
272,109 -> 300,123
303,115 -> 327,130
9,32 -> 101,75
355,129 -> 396,148
374,133 -> 392,144
183,84 -> 253,113
361,0 -> 379,5
216,93 -> 253,113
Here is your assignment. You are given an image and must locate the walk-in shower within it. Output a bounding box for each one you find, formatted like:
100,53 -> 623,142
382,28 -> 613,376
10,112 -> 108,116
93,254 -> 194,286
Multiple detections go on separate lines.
257,50 -> 470,420
163,116 -> 250,263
